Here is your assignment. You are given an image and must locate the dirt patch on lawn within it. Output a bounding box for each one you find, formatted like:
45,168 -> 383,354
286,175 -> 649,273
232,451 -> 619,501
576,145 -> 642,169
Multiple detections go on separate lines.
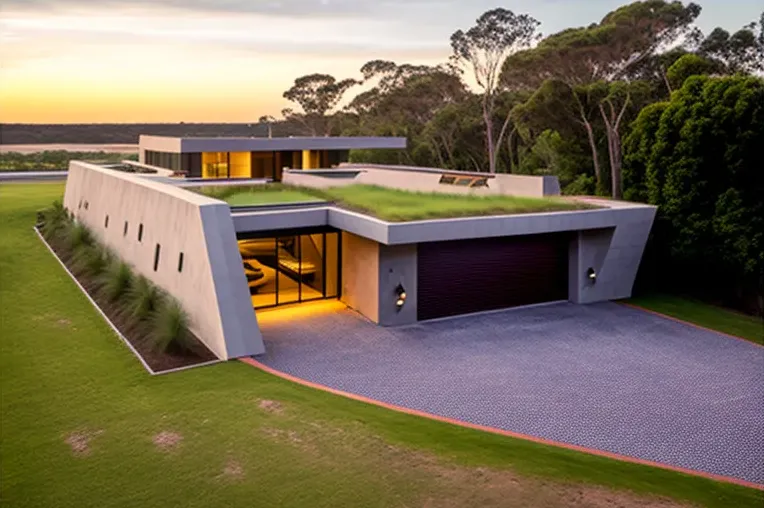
221,459 -> 244,480
64,429 -> 102,456
257,399 -> 284,414
153,431 -> 183,451
415,458 -> 689,508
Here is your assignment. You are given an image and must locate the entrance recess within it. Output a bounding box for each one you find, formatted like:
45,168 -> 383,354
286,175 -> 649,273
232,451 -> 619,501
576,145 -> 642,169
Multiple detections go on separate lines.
238,230 -> 340,309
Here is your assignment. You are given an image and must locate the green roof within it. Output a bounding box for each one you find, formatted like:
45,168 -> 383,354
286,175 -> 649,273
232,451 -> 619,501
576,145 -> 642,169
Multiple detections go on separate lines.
189,184 -> 597,221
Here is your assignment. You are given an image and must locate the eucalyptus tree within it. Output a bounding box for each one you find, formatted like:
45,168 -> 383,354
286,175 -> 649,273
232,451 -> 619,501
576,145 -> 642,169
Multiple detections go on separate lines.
450,8 -> 541,173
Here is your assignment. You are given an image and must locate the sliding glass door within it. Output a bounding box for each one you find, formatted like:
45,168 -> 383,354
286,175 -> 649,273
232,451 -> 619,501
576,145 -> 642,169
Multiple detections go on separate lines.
238,232 -> 340,309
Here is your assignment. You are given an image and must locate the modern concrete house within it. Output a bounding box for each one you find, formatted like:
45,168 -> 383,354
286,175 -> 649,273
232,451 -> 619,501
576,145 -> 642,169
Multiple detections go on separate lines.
138,135 -> 407,180
64,138 -> 656,361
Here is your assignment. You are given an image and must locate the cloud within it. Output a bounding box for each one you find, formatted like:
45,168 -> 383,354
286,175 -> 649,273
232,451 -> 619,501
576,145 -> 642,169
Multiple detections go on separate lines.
0,0 -> 448,19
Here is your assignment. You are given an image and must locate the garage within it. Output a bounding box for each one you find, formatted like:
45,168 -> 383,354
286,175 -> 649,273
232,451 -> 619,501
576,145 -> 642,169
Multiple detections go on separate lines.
417,233 -> 570,320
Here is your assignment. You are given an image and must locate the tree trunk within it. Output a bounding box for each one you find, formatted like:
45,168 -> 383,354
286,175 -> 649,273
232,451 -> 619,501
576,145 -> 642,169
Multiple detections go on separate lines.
483,98 -> 496,173
582,119 -> 602,187
599,96 -> 629,200
507,127 -> 518,174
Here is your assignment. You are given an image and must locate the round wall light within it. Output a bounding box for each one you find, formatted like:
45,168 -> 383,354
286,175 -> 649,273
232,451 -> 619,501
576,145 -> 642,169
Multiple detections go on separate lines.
587,267 -> 597,284
395,283 -> 407,311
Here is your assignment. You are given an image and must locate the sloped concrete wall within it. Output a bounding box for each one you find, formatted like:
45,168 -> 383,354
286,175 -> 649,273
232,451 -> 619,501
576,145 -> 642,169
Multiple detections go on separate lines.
63,161 -> 264,359
569,205 -> 656,303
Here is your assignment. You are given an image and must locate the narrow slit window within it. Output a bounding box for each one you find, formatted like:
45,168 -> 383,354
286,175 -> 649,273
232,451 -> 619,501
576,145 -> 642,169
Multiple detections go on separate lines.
104,215 -> 109,228
138,223 -> 143,242
177,252 -> 184,273
123,221 -> 128,236
153,244 -> 161,271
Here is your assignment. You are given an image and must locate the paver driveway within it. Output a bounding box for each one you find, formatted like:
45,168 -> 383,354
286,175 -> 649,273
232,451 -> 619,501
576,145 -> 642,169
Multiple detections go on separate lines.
256,302 -> 764,484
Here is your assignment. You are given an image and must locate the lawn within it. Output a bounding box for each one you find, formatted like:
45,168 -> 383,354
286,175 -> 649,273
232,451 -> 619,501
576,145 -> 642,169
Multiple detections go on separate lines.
191,184 -> 323,206
627,294 -> 763,346
193,183 -> 594,220
1,183 -> 762,508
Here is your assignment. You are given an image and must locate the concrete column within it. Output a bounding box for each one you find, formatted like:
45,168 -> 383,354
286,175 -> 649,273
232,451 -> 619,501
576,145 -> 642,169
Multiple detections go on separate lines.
377,243 -> 417,326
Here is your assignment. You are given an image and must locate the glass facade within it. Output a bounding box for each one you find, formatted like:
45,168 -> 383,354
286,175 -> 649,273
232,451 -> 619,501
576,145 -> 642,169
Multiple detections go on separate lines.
238,232 -> 340,309
143,149 -> 350,180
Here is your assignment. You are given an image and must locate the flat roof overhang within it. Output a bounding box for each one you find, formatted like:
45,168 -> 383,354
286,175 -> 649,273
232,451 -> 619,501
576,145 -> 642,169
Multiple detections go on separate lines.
139,135 -> 407,154
231,201 -> 657,246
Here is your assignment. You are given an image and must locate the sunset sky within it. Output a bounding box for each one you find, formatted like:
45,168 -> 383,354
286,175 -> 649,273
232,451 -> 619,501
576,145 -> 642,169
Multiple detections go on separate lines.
0,0 -> 760,124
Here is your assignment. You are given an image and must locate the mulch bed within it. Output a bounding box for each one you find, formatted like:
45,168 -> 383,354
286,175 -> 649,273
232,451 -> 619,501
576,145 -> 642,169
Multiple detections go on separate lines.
42,231 -> 218,372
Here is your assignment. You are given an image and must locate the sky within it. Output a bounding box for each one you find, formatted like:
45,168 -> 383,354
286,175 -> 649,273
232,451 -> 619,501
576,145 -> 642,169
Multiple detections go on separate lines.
0,0 -> 761,124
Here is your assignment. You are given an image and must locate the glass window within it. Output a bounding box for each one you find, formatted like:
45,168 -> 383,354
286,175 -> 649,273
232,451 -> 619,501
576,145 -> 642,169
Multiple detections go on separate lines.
439,175 -> 457,185
240,232 -> 341,309
239,238 -> 277,308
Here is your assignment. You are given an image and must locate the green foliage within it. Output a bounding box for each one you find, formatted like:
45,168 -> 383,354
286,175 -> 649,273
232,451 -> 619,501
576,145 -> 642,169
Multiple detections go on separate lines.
622,101 -> 669,202
622,74 -> 764,312
666,54 -> 719,90
127,275 -> 164,322
0,151 -> 137,172
66,222 -> 94,252
72,243 -> 111,279
151,299 -> 192,353
39,200 -> 70,240
99,260 -> 133,303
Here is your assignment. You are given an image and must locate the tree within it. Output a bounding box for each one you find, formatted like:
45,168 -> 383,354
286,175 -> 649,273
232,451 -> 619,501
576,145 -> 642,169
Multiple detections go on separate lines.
698,13 -> 764,74
258,115 -> 276,138
665,53 -> 719,90
282,73 -> 359,136
623,75 -> 764,313
345,62 -> 468,167
451,8 -> 541,173
502,1 -> 702,197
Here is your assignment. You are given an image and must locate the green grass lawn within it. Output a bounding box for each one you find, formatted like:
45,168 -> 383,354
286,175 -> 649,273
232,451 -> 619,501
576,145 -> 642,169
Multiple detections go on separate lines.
627,294 -> 763,346
191,184 -> 323,206
1,183 -> 762,508
193,183 -> 594,220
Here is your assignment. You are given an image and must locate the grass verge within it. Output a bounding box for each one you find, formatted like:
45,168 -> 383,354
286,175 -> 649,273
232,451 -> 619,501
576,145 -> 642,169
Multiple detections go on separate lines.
1,183 -> 762,508
627,294 -> 763,346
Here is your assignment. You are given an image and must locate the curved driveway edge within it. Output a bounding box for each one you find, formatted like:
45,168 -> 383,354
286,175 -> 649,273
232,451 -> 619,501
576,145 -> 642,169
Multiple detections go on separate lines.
249,302 -> 764,487
240,356 -> 763,490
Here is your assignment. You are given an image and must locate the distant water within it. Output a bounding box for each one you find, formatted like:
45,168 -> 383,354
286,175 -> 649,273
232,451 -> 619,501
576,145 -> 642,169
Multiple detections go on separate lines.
0,144 -> 138,154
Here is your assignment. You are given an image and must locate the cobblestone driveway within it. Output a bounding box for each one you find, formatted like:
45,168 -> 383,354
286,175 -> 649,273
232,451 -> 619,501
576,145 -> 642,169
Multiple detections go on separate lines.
256,302 -> 764,484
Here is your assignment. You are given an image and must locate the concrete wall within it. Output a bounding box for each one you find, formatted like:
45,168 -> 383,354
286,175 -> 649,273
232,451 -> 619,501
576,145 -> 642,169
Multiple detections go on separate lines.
63,161 -> 264,360
568,205 -> 656,303
340,232 -> 379,322
282,164 -> 560,198
378,244 -> 418,326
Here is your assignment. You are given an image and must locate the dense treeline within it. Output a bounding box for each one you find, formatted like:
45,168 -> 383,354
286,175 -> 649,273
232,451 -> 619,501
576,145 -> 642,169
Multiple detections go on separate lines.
0,122 -> 305,144
274,1 -> 763,313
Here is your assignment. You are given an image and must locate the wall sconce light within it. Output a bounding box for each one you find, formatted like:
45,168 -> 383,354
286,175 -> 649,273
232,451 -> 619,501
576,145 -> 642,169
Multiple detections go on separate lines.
395,283 -> 407,311
587,267 -> 597,284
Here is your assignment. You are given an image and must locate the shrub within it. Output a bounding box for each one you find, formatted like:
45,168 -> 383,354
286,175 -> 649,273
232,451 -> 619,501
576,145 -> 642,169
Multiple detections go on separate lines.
72,243 -> 110,278
66,222 -> 94,252
99,260 -> 133,302
151,299 -> 192,353
39,201 -> 70,241
127,275 -> 163,321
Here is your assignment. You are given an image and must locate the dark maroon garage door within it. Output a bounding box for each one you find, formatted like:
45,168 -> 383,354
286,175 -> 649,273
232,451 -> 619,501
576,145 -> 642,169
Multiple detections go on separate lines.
417,233 -> 569,321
